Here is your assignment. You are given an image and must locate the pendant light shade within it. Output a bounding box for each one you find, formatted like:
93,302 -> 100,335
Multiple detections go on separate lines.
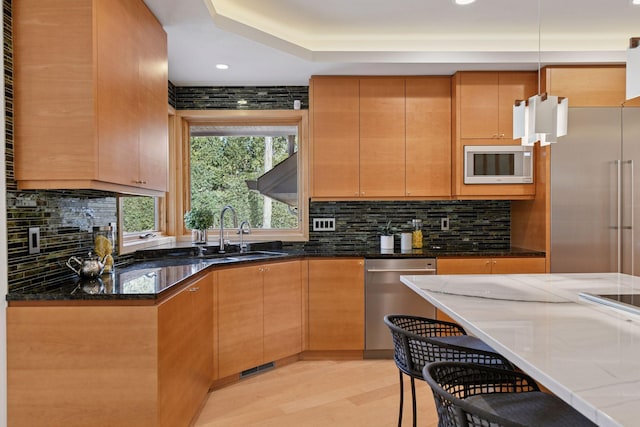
513,95 -> 568,146
627,37 -> 640,101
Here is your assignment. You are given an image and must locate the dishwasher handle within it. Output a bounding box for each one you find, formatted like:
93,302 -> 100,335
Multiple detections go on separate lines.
366,268 -> 436,273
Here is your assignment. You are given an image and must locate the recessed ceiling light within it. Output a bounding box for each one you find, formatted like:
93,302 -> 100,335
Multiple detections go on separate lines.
216,64 -> 229,70
633,0 -> 640,5
455,0 -> 476,4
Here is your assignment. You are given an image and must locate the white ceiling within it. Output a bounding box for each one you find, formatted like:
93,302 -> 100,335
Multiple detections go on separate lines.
142,0 -> 640,86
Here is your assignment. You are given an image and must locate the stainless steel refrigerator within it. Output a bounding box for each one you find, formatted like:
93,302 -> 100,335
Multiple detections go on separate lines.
551,107 -> 640,274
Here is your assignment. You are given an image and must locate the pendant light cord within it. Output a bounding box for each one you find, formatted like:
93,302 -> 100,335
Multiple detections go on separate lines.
537,0 -> 542,96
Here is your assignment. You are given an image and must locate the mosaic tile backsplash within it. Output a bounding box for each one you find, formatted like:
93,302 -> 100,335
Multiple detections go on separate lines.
284,200 -> 510,252
176,86 -> 309,110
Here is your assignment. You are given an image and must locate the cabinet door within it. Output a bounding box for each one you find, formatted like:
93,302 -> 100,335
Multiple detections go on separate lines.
217,267 -> 264,377
189,276 -> 213,415
406,77 -> 452,197
263,261 -> 303,361
136,1 -> 168,191
497,72 -> 537,140
359,78 -> 406,197
437,258 -> 492,274
158,284 -> 195,427
459,72 -> 500,139
308,258 -> 365,350
96,0 -> 140,187
311,77 -> 360,197
459,72 -> 536,140
491,257 -> 546,274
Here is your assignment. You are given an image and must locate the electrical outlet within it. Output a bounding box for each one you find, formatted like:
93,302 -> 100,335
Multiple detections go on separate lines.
28,227 -> 40,254
313,218 -> 336,231
441,217 -> 450,231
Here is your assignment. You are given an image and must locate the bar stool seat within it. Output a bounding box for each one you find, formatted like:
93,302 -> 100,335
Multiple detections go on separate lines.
423,361 -> 597,427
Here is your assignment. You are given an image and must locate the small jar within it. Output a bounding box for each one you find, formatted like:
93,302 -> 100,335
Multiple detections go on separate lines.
93,225 -> 115,273
411,219 -> 423,249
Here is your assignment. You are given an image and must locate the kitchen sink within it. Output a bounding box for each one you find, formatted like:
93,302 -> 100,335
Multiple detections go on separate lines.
202,250 -> 289,262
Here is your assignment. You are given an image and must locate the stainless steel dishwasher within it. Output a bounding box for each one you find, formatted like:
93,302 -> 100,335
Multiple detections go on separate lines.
364,258 -> 437,358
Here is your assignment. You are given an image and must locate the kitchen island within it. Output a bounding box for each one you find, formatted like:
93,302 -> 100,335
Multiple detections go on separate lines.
400,273 -> 640,427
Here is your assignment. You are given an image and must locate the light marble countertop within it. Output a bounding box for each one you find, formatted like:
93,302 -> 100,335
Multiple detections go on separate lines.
400,272 -> 640,427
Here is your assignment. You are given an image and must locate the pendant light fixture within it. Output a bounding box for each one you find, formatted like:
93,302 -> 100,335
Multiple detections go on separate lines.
627,37 -> 640,100
513,0 -> 569,146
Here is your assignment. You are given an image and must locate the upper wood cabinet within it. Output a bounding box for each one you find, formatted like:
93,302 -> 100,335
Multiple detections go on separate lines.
310,77 -> 360,197
406,77 -> 452,197
14,0 -> 168,195
542,66 -> 640,107
310,76 -> 452,199
359,78 -> 406,197
457,72 -> 537,140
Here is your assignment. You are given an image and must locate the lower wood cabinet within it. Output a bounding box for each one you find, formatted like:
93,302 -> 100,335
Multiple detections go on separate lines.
435,256 -> 545,322
307,258 -> 365,351
437,256 -> 546,275
7,272 -> 213,427
216,260 -> 303,378
158,274 -> 213,427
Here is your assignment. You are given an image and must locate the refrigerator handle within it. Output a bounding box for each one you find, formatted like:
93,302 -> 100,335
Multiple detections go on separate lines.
631,159 -> 635,276
617,159 -> 622,273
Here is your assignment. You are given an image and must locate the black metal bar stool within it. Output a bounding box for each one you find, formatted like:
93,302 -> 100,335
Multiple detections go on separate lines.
384,314 -> 514,427
423,361 -> 597,427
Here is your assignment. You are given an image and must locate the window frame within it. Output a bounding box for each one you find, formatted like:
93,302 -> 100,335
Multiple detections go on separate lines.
174,110 -> 309,243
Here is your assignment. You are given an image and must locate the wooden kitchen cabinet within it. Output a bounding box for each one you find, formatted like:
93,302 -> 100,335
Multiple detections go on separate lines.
436,256 -> 545,322
310,76 -> 452,199
437,256 -> 546,275
310,77 -> 360,197
457,72 -> 537,140
406,77 -> 452,197
14,0 -> 168,195
263,261 -> 303,362
158,274 -> 213,427
216,260 -> 303,378
7,272 -> 213,427
307,258 -> 365,351
359,78 -> 406,197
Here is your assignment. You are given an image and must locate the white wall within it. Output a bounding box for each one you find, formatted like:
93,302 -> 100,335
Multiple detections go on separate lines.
1,15 -> 8,426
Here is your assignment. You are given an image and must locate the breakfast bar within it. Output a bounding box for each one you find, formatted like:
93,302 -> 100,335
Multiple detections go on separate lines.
400,273 -> 640,427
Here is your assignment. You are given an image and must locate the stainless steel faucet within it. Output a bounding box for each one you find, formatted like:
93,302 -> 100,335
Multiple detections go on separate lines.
238,220 -> 251,253
219,205 -> 238,253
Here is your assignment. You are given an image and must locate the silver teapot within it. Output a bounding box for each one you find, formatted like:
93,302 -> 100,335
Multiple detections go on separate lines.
66,252 -> 107,279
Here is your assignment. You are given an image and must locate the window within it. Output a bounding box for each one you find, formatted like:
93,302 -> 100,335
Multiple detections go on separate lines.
180,110 -> 308,241
121,196 -> 159,233
118,195 -> 170,253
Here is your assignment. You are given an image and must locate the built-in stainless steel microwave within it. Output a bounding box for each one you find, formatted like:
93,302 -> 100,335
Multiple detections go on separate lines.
464,145 -> 533,184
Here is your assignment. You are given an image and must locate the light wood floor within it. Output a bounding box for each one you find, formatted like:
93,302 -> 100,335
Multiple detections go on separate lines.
194,360 -> 439,427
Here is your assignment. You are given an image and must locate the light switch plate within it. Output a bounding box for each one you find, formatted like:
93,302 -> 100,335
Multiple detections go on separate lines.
28,227 -> 40,254
441,217 -> 450,231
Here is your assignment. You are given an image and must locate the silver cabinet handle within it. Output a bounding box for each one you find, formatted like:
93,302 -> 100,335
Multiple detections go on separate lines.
189,287 -> 199,292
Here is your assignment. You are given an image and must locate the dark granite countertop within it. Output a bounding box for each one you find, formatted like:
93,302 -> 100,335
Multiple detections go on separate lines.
7,243 -> 544,303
